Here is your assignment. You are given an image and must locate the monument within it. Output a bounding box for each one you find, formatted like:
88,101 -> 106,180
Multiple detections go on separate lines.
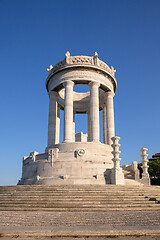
18,52 -> 150,185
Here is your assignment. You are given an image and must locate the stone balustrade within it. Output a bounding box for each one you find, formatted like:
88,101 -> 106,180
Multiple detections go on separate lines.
47,51 -> 116,79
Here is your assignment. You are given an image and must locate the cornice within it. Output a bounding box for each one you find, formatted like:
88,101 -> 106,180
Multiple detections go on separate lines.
46,52 -> 117,92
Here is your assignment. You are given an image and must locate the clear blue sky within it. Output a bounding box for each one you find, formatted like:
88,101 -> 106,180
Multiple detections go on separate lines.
0,0 -> 160,185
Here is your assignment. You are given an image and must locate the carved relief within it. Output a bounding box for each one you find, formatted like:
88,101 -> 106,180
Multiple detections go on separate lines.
48,148 -> 59,167
30,152 -> 38,162
72,56 -> 91,64
77,149 -> 85,157
48,149 -> 54,162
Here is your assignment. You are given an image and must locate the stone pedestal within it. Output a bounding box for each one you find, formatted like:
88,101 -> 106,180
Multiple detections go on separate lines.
75,132 -> 87,142
19,142 -> 113,185
131,161 -> 140,181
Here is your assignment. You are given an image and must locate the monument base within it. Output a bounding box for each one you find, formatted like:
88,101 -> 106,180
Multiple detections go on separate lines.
18,142 -> 114,185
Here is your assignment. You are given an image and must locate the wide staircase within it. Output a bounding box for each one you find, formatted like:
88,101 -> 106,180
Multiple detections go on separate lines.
0,185 -> 160,238
0,185 -> 160,211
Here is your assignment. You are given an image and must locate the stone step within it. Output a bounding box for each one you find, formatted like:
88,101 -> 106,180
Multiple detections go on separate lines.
0,185 -> 160,212
0,200 -> 155,205
0,196 -> 157,203
0,197 -> 152,202
0,194 -> 150,198
1,185 -> 153,188
1,194 -> 159,199
0,190 -> 159,194
1,229 -> 160,239
0,202 -> 158,208
1,187 -> 159,190
0,196 -> 155,201
1,195 -> 159,200
1,186 -> 159,190
1,195 -> 159,199
0,189 -> 160,194
1,187 -> 150,190
1,186 -> 159,189
0,194 -> 158,198
0,205 -> 160,211
2,184 -> 159,187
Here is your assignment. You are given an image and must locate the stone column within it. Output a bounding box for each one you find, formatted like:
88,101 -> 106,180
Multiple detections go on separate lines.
139,148 -> 150,185
89,81 -> 100,142
63,81 -> 74,142
111,136 -> 121,169
140,148 -> 149,177
104,91 -> 115,145
87,110 -> 90,142
56,106 -> 60,143
110,136 -> 124,185
47,91 -> 60,147
103,103 -> 107,144
73,112 -> 75,142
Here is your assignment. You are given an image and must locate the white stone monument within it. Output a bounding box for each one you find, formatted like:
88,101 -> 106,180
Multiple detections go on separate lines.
18,52 -> 146,185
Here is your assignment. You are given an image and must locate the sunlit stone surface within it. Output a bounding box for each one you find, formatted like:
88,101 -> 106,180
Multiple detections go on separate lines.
18,52 -> 149,185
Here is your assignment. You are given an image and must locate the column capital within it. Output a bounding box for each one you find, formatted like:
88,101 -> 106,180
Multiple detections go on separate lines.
88,81 -> 100,88
63,80 -> 75,88
48,91 -> 58,99
111,136 -> 120,142
140,148 -> 148,153
106,91 -> 115,98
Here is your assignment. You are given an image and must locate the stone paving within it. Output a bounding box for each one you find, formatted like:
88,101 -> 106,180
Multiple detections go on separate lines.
0,210 -> 160,231
2,238 -> 160,240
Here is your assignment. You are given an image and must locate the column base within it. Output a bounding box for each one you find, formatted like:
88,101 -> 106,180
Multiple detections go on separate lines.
90,140 -> 100,143
110,167 -> 125,185
139,175 -> 150,186
63,140 -> 73,143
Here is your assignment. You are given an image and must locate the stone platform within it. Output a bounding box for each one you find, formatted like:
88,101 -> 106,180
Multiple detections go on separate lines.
19,142 -> 113,185
0,185 -> 160,239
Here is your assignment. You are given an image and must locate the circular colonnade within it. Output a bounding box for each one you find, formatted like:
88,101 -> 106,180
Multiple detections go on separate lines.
46,51 -> 117,147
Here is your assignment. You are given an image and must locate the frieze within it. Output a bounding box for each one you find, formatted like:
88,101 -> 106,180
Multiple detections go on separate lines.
71,56 -> 92,64
47,52 -> 116,79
